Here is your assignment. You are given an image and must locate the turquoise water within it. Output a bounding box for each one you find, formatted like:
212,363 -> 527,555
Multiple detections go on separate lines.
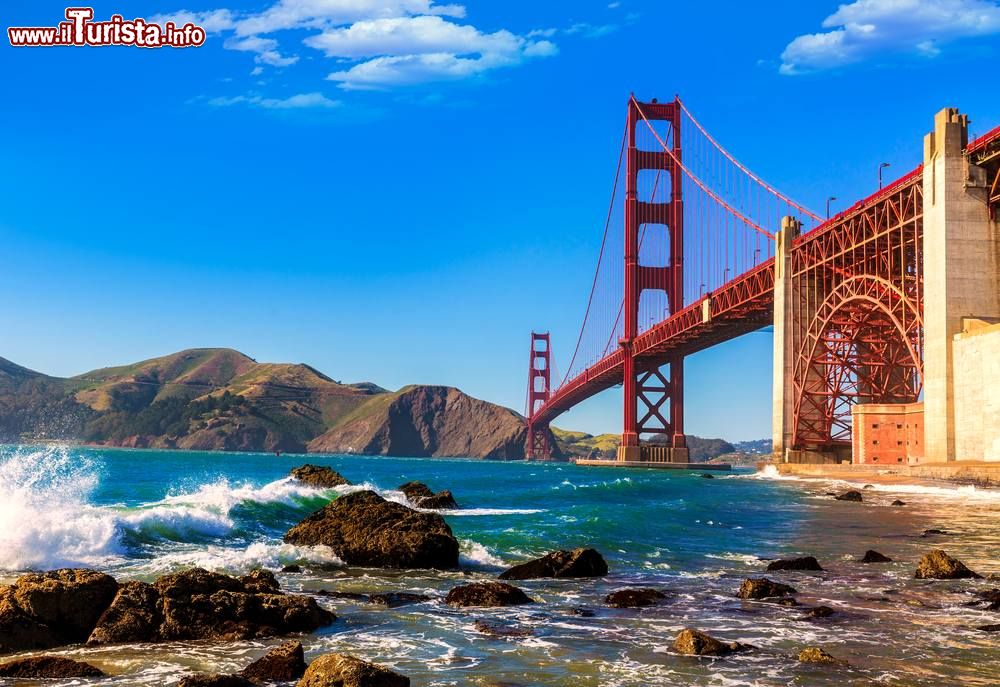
1,444 -> 999,685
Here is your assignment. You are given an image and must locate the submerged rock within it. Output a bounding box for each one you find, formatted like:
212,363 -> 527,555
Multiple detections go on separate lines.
445,582 -> 533,608
700,474 -> 715,479
474,619 -> 533,637
738,578 -> 797,600
291,464 -> 351,488
282,564 -> 303,573
798,646 -> 839,663
977,624 -> 1000,632
297,653 -> 410,687
0,568 -> 118,652
835,490 -> 863,502
922,529 -> 949,537
891,499 -> 906,506
802,605 -> 836,619
398,481 -> 459,509
238,641 -> 307,682
499,548 -> 608,580
673,628 -> 751,656
605,588 -> 668,608
368,592 -> 432,608
179,675 -> 254,687
284,490 -> 459,569
860,550 -> 893,564
970,588 -> 1000,611
0,656 -> 105,678
766,556 -> 823,571
914,550 -> 982,580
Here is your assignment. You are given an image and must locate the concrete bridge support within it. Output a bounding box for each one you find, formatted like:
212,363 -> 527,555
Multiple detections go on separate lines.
771,217 -> 799,461
923,108 -> 1000,462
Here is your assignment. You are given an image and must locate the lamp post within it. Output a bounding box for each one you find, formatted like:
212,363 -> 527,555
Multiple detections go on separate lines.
826,196 -> 837,220
879,162 -> 891,189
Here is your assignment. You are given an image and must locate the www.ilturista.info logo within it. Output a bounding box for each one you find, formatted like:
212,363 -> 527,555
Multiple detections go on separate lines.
8,7 -> 206,48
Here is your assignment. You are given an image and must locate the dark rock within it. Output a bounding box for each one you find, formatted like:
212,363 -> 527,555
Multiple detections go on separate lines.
802,605 -> 836,619
445,582 -> 533,608
766,556 -> 823,571
673,628 -> 751,656
474,619 -> 533,637
88,580 -> 162,644
770,597 -> 800,607
499,548 -> 608,580
282,564 -> 303,573
179,675 -> 255,687
605,588 -> 668,608
0,656 -> 105,678
571,607 -> 595,617
923,529 -> 948,537
862,484 -> 875,490
319,591 -> 370,603
970,588 -> 1000,611
238,641 -> 307,682
824,492 -> 837,496
914,550 -> 982,580
368,592 -> 432,608
419,490 -> 459,509
891,499 -> 906,506
977,624 -> 1000,632
399,481 -> 435,502
290,464 -> 351,488
89,567 -> 334,645
0,568 -> 118,652
835,490 -> 863,502
860,550 -> 893,563
297,653 -> 410,687
396,482 -> 459,509
284,490 -> 459,569
738,577 -> 797,600
700,474 -> 715,479
798,647 -> 839,663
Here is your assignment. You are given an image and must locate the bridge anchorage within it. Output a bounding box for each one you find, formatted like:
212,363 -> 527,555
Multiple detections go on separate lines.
527,95 -> 1000,466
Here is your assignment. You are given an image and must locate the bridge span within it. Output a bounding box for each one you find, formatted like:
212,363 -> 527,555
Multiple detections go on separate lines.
526,98 -> 1000,465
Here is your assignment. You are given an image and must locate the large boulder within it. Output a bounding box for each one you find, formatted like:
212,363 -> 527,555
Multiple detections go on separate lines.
766,556 -> 823,572
0,568 -> 118,652
605,589 -> 668,608
738,578 -> 797,600
835,490 -> 863,502
0,656 -> 105,678
291,464 -> 351,488
499,548 -> 608,580
673,628 -> 750,656
445,582 -> 533,608
179,675 -> 254,687
915,550 -> 982,579
860,550 -> 893,563
284,490 -> 459,569
297,653 -> 410,687
239,641 -> 307,682
89,568 -> 334,645
399,481 -> 458,509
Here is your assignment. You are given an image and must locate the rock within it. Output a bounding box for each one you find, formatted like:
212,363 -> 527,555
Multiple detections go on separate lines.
445,582 -> 533,608
860,550 -> 893,563
474,619 -> 533,637
862,484 -> 875,490
914,550 -> 982,580
282,564 -> 303,573
319,591 -> 369,603
284,490 -> 459,569
368,592 -> 432,608
701,474 -> 715,479
398,482 -> 459,509
571,607 -> 595,617
970,588 -> 1000,611
89,567 -> 334,645
977,624 -> 1000,632
179,675 -> 255,687
771,597 -> 800,607
802,605 -> 836,619
605,588 -> 668,608
499,548 -> 608,580
291,464 -> 351,488
923,529 -> 948,537
399,481 -> 435,501
419,490 -> 459,509
835,490 -> 863,502
766,556 -> 823,571
673,628 -> 750,656
0,568 -> 119,652
737,578 -> 797,600
891,499 -> 906,506
798,647 -> 839,663
297,653 -> 410,687
239,641 -> 307,682
88,580 -> 162,644
0,656 -> 105,678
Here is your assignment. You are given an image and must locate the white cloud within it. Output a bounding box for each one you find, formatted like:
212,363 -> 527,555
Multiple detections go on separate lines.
150,9 -> 237,32
233,0 -> 466,36
780,0 -> 1000,74
208,91 -> 342,109
256,50 -> 300,66
565,22 -> 619,38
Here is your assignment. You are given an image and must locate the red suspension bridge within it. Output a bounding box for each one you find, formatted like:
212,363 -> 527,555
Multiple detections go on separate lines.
525,96 -> 1000,463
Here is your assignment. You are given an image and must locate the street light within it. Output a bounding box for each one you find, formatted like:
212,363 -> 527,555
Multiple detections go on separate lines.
826,196 -> 837,219
879,162 -> 891,189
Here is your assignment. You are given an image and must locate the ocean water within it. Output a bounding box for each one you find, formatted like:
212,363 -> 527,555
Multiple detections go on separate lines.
1,444 -> 999,686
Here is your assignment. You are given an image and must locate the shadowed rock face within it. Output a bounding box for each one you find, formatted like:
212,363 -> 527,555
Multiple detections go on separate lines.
298,653 -> 410,687
0,656 -> 105,678
860,550 -> 893,563
915,550 -> 982,579
291,465 -> 351,488
605,588 -> 668,608
399,482 -> 458,509
673,628 -> 750,656
738,578 -> 797,600
0,568 -> 118,652
284,490 -> 459,570
499,548 -> 608,580
445,582 -> 534,608
766,556 -> 824,572
238,641 -> 307,682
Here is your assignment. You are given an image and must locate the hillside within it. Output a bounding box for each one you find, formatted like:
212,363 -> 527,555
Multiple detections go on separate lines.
554,428 -> 739,463
0,348 -> 536,458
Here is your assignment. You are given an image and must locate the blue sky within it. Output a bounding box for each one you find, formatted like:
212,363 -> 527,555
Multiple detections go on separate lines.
2,0 -> 999,441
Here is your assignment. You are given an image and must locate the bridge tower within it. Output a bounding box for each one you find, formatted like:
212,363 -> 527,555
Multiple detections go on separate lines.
618,97 -> 688,462
525,331 -> 552,459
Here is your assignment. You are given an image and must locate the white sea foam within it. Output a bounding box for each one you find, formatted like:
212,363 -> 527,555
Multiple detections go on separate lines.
459,539 -> 506,568
133,541 -> 344,576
